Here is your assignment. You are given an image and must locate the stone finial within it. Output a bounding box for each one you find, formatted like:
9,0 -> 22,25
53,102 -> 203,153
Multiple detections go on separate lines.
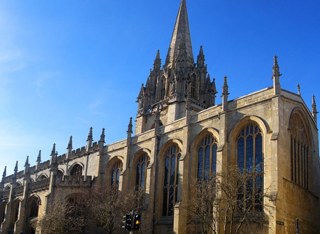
99,128 -> 105,144
24,156 -> 30,174
153,50 -> 161,70
272,56 -> 281,95
24,156 -> 30,168
197,46 -> 205,67
37,150 -> 42,164
14,161 -> 18,174
127,118 -> 133,135
2,166 -> 6,181
273,56 -> 281,78
67,136 -> 73,150
222,76 -> 229,96
312,95 -> 318,125
87,127 -> 93,142
51,143 -> 56,157
222,76 -> 229,112
297,84 -> 301,96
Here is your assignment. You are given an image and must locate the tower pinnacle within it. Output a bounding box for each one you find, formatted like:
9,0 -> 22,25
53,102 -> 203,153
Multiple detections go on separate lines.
272,56 -> 281,95
312,95 -> 318,125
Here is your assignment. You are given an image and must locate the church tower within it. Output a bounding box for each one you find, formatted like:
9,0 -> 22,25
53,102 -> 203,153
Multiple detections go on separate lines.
135,0 -> 217,134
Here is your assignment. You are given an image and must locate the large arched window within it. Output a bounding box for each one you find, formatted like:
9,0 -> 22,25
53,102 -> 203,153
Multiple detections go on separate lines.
70,164 -> 83,177
162,145 -> 181,217
289,111 -> 310,189
136,154 -> 149,189
197,135 -> 218,180
111,161 -> 122,188
237,123 -> 263,211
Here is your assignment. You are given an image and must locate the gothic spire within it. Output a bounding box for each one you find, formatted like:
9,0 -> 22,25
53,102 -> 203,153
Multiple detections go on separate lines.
165,0 -> 194,68
99,128 -> 105,144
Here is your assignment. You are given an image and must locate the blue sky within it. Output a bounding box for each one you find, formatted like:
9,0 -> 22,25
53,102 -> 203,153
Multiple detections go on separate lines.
0,0 -> 319,174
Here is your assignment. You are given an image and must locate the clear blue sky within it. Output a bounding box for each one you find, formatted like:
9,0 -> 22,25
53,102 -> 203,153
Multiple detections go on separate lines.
0,0 -> 319,174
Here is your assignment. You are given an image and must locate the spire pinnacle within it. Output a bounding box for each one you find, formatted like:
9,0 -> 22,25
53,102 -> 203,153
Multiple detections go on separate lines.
99,128 -> 105,144
86,127 -> 93,151
222,76 -> 229,96
51,143 -> 56,157
273,56 -> 281,78
153,50 -> 161,70
25,156 -> 29,167
127,117 -> 133,135
37,150 -> 42,164
222,76 -> 229,111
297,84 -> 301,96
312,95 -> 318,124
2,166 -> 6,180
165,0 -> 193,68
67,136 -> 73,150
14,161 -> 18,174
87,127 -> 93,142
272,56 -> 281,95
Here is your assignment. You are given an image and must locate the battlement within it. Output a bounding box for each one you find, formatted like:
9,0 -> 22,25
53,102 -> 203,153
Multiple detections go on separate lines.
29,178 -> 50,192
56,175 -> 93,188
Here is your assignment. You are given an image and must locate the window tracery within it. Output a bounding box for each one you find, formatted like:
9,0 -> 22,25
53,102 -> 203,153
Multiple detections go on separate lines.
162,145 -> 181,216
237,123 -> 263,211
290,112 -> 310,189
197,134 -> 218,180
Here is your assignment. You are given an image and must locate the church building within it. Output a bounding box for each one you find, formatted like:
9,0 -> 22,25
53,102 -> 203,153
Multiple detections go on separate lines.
1,0 -> 319,233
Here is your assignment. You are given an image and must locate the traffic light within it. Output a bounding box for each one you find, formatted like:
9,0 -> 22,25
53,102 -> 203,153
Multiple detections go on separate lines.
122,214 -> 132,231
133,213 -> 141,230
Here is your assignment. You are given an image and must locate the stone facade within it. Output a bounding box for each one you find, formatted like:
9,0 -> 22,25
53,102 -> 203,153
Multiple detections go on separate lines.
1,0 -> 319,233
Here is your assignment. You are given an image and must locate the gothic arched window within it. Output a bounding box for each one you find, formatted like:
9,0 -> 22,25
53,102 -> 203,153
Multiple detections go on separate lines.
57,170 -> 64,181
111,161 -> 122,188
197,135 -> 218,180
162,145 -> 181,216
70,164 -> 83,177
136,154 -> 149,189
289,111 -> 310,189
237,123 -> 263,211
28,197 -> 40,219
